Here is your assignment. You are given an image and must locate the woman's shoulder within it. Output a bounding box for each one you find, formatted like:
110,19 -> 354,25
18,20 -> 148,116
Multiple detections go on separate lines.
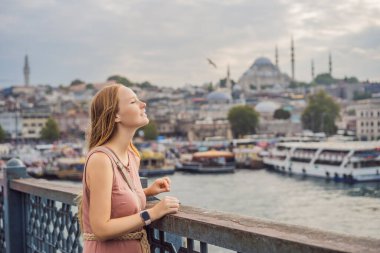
86,150 -> 113,171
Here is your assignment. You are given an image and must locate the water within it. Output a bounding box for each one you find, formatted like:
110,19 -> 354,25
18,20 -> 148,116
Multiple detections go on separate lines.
64,169 -> 380,252
152,169 -> 380,240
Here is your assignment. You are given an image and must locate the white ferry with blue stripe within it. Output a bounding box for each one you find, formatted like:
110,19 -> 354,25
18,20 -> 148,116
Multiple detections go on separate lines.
263,141 -> 380,182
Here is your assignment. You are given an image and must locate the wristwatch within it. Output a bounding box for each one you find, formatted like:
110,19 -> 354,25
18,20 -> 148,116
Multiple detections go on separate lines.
140,210 -> 151,226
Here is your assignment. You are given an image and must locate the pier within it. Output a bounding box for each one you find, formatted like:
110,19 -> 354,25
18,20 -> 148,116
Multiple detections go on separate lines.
1,159 -> 379,253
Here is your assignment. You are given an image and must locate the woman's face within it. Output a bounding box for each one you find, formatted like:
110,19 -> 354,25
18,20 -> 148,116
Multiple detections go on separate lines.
116,86 -> 149,129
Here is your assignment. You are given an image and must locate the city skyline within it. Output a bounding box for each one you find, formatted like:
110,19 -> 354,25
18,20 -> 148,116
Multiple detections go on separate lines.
1,0 -> 380,87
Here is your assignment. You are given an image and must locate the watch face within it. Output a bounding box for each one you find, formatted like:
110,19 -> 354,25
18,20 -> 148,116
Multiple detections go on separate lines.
141,211 -> 150,221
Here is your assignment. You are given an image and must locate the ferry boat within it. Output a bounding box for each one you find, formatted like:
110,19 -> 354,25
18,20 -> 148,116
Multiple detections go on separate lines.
175,150 -> 235,174
263,141 -> 380,182
139,150 -> 175,177
233,139 -> 264,169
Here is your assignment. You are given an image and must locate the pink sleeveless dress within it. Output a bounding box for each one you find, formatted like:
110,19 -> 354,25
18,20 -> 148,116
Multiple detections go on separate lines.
81,146 -> 147,253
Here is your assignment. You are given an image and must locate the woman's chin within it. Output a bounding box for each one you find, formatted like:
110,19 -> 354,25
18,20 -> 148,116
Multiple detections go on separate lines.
141,118 -> 149,126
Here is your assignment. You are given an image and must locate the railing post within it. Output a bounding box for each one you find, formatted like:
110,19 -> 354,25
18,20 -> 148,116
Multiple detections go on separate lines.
3,158 -> 29,253
141,177 -> 182,250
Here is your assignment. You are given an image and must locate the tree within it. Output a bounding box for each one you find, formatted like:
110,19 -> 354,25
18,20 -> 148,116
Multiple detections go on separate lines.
70,79 -> 85,86
273,109 -> 291,120
289,81 -> 310,89
344,76 -> 359,84
138,81 -> 154,89
107,75 -> 134,87
0,124 -> 6,142
86,83 -> 94,90
301,90 -> 340,135
140,121 -> 158,140
314,73 -> 336,85
228,105 -> 259,138
353,90 -> 371,100
40,118 -> 60,142
219,78 -> 236,88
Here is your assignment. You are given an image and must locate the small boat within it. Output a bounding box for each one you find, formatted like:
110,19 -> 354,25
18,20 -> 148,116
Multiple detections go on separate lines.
139,150 -> 175,177
176,150 -> 235,174
233,139 -> 264,169
54,157 -> 85,181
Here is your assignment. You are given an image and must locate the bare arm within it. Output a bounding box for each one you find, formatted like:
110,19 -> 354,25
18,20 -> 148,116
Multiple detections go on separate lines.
87,153 -> 179,241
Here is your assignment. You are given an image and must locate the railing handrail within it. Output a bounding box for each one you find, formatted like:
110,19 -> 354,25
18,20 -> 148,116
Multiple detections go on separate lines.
146,202 -> 380,253
7,177 -> 380,253
11,178 -> 80,205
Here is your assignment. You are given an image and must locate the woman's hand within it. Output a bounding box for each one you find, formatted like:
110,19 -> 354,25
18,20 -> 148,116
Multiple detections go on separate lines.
145,177 -> 171,196
149,196 -> 180,220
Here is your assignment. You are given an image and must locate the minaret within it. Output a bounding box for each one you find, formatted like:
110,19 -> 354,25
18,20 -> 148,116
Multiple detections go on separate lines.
275,45 -> 279,67
23,55 -> 30,86
226,64 -> 231,91
291,36 -> 295,80
311,59 -> 315,80
328,52 -> 332,76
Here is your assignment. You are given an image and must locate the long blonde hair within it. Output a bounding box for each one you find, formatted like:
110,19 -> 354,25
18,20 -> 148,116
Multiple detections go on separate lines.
77,84 -> 141,232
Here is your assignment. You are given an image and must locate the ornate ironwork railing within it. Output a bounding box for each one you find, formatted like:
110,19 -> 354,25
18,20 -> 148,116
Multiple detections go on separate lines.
0,183 -> 6,252
1,162 -> 380,253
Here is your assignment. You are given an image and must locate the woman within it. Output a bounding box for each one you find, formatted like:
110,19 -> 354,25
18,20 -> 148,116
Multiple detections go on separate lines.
80,84 -> 180,252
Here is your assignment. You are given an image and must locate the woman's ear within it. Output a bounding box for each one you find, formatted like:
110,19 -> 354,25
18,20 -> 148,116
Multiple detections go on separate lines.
115,114 -> 121,123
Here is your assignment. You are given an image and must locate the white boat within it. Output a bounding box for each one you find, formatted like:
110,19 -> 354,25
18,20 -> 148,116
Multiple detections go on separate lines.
263,141 -> 380,182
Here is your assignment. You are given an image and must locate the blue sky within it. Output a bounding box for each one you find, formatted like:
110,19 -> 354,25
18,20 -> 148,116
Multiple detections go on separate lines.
1,0 -> 379,87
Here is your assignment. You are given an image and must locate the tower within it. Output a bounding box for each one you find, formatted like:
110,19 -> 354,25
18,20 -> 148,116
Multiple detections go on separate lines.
291,36 -> 295,80
23,55 -> 30,86
329,52 -> 332,76
275,45 -> 279,67
226,64 -> 231,91
311,59 -> 315,80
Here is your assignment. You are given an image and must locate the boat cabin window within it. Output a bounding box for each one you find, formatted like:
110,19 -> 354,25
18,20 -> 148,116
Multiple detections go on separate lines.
314,149 -> 349,166
290,148 -> 317,163
358,160 -> 380,168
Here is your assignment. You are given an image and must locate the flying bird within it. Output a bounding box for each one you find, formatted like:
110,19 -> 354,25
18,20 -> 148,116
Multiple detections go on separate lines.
206,58 -> 217,68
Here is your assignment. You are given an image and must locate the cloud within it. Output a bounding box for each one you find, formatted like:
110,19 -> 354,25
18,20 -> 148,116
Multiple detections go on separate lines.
0,0 -> 379,87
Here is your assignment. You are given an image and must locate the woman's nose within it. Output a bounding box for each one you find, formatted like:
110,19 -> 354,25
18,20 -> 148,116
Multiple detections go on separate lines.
140,101 -> 146,108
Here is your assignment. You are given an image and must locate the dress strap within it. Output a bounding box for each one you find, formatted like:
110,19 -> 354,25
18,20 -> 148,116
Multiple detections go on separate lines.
102,146 -> 137,192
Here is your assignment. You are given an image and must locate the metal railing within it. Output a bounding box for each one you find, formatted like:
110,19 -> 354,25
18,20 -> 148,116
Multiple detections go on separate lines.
1,159 -> 380,253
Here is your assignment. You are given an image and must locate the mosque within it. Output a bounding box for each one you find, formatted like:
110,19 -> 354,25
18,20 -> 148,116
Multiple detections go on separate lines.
237,57 -> 290,94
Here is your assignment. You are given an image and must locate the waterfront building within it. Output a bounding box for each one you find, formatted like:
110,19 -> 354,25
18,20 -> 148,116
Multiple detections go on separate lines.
21,112 -> 50,139
237,57 -> 290,95
353,99 -> 380,140
53,110 -> 89,139
0,111 -> 22,139
364,82 -> 380,97
254,100 -> 303,136
188,117 -> 232,141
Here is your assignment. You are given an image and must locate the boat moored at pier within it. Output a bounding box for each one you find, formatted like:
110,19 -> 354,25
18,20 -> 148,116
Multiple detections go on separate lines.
264,141 -> 380,182
176,150 -> 235,174
139,150 -> 175,177
232,138 -> 265,169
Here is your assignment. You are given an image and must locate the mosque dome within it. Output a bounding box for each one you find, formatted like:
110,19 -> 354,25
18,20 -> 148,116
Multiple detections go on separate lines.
206,91 -> 232,103
252,57 -> 272,66
255,101 -> 281,113
237,56 -> 290,93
